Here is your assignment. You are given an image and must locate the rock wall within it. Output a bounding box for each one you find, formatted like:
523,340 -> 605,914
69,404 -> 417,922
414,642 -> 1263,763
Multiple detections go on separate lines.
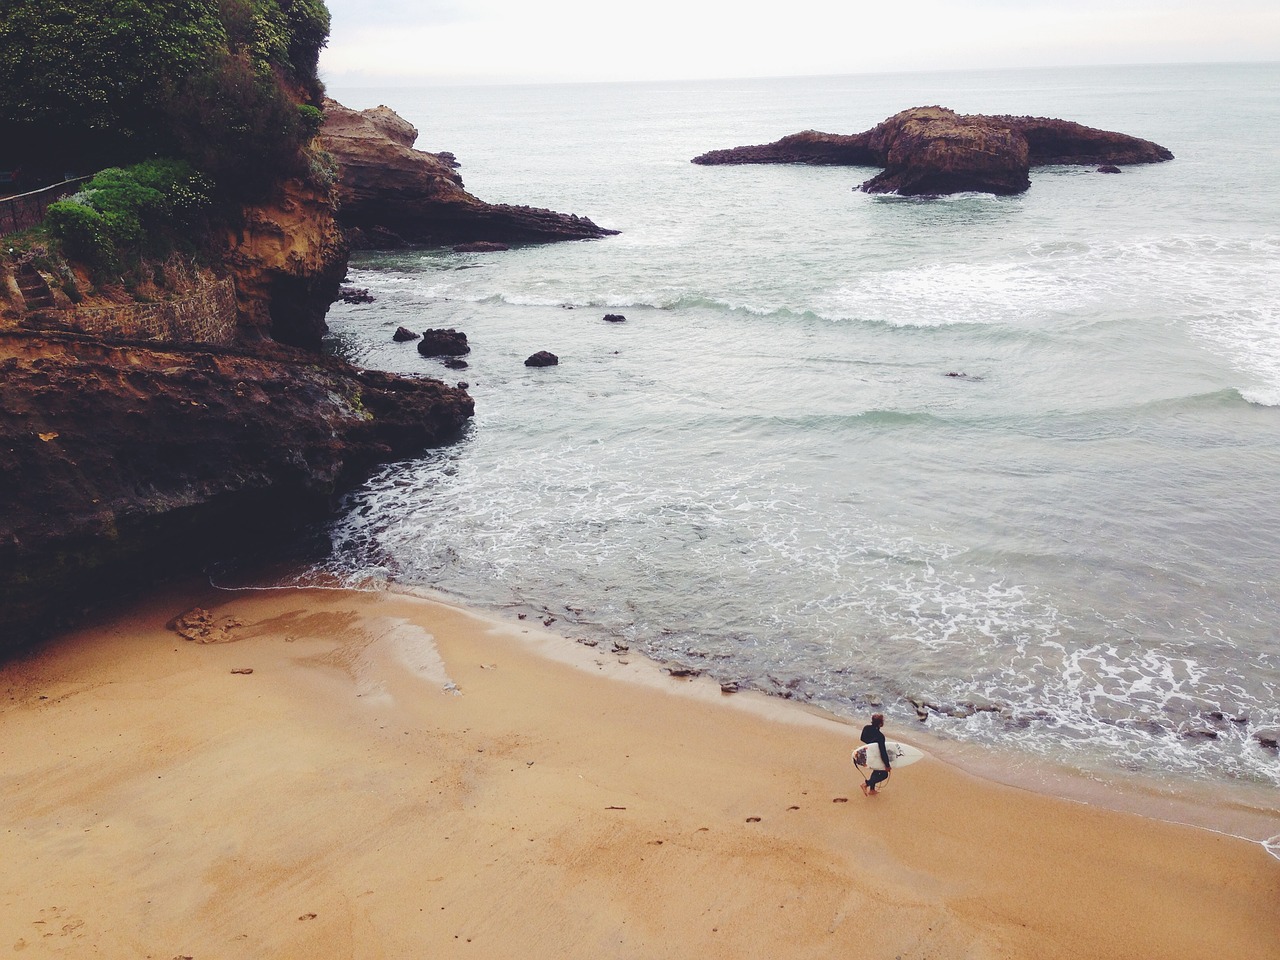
20,277 -> 237,344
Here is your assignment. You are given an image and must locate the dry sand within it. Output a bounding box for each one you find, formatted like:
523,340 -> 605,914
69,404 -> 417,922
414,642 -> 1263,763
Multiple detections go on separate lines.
2,584 -> 1277,959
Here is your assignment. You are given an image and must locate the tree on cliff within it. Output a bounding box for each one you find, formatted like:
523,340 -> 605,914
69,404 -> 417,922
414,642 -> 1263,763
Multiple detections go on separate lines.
0,0 -> 330,197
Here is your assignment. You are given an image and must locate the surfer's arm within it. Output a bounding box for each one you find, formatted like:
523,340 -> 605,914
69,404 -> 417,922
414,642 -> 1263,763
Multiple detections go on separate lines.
877,740 -> 891,768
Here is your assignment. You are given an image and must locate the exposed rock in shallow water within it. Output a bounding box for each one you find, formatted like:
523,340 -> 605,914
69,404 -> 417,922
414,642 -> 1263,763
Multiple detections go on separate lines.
525,351 -> 559,367
693,105 -> 1173,196
417,328 -> 470,357
393,326 -> 420,342
453,241 -> 510,253
320,100 -> 619,247
0,333 -> 473,650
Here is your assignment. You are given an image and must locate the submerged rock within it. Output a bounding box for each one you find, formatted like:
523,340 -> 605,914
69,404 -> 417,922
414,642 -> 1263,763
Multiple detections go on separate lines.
693,105 -> 1173,196
453,241 -> 511,253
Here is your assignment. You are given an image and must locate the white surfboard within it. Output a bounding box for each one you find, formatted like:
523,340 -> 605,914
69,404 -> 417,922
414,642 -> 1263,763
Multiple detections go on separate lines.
851,740 -> 924,772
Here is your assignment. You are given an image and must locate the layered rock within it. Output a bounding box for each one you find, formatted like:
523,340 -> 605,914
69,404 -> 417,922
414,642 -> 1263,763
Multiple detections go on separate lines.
692,106 -> 1173,196
859,107 -> 1031,196
0,332 -> 474,648
221,175 -> 349,350
320,100 -> 619,247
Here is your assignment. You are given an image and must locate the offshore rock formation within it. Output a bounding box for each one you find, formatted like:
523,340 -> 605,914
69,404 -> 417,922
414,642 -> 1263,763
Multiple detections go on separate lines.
0,333 -> 473,649
692,106 -> 1173,196
320,100 -> 619,247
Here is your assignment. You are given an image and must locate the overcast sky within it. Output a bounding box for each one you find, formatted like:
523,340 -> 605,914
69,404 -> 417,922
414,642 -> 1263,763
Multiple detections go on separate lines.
319,0 -> 1280,86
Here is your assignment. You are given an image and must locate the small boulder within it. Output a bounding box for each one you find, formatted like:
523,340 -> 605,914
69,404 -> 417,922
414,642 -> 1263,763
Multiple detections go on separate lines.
417,328 -> 470,356
442,357 -> 469,369
338,287 -> 375,304
453,241 -> 511,253
392,326 -> 420,342
525,351 -> 559,367
603,313 -> 626,322
1254,728 -> 1280,750
1096,164 -> 1123,174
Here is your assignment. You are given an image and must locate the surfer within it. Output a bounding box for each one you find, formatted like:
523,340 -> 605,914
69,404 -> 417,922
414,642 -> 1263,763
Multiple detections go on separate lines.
859,713 -> 891,796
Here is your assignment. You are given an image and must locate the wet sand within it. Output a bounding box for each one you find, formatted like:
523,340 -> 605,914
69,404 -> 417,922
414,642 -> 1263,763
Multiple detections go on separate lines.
2,584 -> 1277,959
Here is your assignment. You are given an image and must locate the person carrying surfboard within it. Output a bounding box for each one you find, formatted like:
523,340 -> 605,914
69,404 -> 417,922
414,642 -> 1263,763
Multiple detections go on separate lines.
859,713 -> 891,796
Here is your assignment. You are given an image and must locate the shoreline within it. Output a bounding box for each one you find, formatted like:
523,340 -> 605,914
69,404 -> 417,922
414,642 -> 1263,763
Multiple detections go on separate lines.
384,581 -> 1280,854
3,581 -> 1277,958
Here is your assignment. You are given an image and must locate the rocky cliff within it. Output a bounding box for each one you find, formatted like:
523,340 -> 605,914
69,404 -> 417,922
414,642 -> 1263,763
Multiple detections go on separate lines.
0,332 -> 473,647
693,106 -> 1173,196
221,174 -> 349,351
320,100 -> 619,247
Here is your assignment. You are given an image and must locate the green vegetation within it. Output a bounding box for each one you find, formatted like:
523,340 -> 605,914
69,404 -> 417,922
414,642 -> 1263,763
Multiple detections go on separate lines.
0,0 -> 331,200
45,160 -> 213,276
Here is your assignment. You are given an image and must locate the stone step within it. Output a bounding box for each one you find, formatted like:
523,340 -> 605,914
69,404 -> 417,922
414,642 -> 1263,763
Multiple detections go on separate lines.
16,267 -> 56,309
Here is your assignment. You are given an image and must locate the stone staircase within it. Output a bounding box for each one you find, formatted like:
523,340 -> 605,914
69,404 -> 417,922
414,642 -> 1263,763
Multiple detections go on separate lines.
16,264 -> 55,310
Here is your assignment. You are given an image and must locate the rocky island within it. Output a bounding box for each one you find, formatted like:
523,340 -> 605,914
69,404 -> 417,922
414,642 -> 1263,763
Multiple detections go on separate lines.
693,105 -> 1173,195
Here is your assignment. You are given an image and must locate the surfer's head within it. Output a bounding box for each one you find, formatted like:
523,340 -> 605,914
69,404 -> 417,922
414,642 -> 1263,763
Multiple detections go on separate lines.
871,713 -> 884,728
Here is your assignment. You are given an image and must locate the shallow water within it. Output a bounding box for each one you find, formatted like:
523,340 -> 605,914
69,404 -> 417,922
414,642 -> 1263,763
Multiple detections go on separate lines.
316,63 -> 1280,816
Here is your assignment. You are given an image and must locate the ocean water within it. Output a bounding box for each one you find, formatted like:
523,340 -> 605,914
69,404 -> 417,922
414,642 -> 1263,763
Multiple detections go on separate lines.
318,63 -> 1280,823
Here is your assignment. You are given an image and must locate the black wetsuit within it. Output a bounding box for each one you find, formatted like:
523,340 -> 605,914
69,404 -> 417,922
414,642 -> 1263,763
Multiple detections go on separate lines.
860,723 -> 890,790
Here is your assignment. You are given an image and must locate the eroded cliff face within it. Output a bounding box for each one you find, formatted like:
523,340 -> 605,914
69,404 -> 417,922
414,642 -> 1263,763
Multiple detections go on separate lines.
0,333 -> 473,647
319,99 -> 619,247
0,136 -> 479,651
692,106 -> 1174,196
222,173 -> 349,350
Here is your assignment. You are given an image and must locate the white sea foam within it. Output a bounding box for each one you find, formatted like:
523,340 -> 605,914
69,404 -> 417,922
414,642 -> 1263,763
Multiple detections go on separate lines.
322,64 -> 1280,798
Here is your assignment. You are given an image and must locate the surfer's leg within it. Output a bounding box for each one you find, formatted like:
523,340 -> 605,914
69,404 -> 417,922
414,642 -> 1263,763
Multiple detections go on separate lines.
867,770 -> 888,792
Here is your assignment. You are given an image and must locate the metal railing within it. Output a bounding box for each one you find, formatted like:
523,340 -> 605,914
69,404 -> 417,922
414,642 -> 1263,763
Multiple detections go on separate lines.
0,178 -> 90,237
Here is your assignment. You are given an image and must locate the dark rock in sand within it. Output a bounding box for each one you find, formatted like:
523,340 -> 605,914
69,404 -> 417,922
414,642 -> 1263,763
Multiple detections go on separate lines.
525,351 -> 559,367
603,313 -> 626,322
693,105 -> 1173,197
393,326 -> 420,342
417,328 -> 470,357
320,100 -> 619,247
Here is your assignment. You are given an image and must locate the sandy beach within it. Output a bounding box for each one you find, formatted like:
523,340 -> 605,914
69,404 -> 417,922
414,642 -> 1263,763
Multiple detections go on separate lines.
2,584 -> 1277,959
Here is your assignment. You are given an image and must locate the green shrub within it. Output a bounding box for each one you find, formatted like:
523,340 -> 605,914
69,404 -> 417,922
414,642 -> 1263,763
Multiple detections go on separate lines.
0,0 -> 331,189
46,160 -> 214,275
297,103 -> 323,136
46,200 -> 118,274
